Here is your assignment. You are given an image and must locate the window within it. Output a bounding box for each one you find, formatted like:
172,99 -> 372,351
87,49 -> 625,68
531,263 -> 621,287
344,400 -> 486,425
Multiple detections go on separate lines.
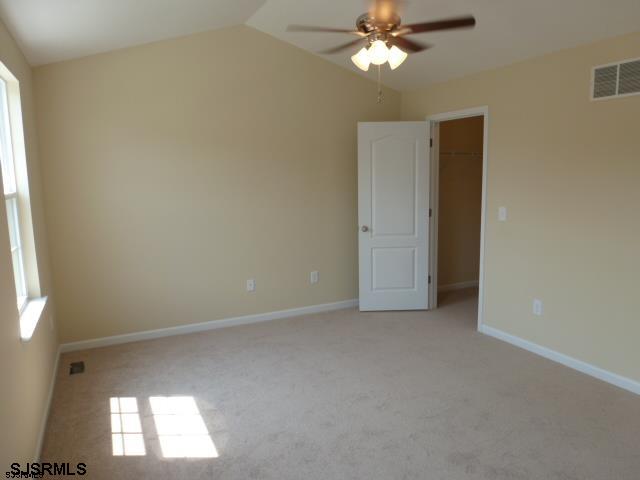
1,61 -> 46,340
0,76 -> 27,312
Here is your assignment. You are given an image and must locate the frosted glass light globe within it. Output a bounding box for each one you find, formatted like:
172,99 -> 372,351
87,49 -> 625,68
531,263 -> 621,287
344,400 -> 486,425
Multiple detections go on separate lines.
388,45 -> 408,70
368,40 -> 389,65
351,47 -> 371,71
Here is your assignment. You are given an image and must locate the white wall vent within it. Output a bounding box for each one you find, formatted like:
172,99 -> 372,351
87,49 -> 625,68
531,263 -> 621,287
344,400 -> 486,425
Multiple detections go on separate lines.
591,58 -> 640,101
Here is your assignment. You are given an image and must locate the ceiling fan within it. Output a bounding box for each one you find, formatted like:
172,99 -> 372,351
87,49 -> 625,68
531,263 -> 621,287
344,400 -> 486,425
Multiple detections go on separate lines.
287,0 -> 476,72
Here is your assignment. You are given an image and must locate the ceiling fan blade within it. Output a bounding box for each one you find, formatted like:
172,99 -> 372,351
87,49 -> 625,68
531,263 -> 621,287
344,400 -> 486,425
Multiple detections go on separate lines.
320,38 -> 366,55
388,36 -> 430,53
287,25 -> 364,36
396,15 -> 476,36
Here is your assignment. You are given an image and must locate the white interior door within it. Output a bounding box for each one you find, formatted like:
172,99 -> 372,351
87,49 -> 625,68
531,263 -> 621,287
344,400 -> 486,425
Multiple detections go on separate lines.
358,122 -> 429,311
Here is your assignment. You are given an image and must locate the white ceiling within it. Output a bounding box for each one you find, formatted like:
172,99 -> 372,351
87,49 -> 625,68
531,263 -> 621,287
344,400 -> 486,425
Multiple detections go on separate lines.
1,0 -> 639,91
0,0 -> 266,65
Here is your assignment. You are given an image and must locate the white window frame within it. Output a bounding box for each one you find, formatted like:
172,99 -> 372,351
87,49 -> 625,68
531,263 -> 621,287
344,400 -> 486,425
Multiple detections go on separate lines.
0,76 -> 28,312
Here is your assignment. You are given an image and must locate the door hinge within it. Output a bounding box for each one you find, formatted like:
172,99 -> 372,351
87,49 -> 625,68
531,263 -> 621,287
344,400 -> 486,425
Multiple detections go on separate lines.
429,138 -> 433,147
429,208 -> 432,218
428,275 -> 432,284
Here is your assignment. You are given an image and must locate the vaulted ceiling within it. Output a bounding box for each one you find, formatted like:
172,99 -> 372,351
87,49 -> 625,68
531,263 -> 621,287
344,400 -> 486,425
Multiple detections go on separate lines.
1,0 -> 639,91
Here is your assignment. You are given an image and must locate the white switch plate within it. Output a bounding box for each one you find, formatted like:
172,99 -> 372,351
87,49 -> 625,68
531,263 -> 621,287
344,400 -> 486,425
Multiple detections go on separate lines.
310,271 -> 319,284
246,278 -> 256,292
498,206 -> 508,222
533,299 -> 543,316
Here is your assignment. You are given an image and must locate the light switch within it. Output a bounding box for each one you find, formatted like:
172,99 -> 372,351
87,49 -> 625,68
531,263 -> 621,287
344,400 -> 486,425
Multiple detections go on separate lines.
498,206 -> 508,222
533,299 -> 543,316
246,279 -> 256,292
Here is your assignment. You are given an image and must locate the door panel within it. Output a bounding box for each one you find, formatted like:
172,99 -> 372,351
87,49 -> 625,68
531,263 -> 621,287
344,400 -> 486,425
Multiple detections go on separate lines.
372,138 -> 417,236
358,122 -> 429,311
372,247 -> 416,290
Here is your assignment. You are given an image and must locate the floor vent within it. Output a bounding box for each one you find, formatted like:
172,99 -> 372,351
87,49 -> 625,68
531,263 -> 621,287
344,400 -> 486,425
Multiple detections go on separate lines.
592,58 -> 640,100
69,361 -> 85,375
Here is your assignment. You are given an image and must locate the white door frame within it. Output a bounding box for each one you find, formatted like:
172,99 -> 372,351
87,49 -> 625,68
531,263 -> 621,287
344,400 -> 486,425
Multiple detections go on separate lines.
427,106 -> 489,331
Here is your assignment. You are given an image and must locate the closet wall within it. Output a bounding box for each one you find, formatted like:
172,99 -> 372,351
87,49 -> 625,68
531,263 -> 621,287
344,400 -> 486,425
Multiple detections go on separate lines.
438,116 -> 484,290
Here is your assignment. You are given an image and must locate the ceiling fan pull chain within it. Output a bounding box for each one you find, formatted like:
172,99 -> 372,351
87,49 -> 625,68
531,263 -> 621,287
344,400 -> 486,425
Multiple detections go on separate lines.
377,64 -> 383,104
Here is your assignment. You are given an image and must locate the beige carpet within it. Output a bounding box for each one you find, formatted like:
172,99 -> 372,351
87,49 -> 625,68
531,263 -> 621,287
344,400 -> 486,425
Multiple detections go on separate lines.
42,289 -> 640,479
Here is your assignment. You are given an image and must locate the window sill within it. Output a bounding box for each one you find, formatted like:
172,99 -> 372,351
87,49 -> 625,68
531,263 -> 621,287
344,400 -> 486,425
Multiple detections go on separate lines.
20,296 -> 48,342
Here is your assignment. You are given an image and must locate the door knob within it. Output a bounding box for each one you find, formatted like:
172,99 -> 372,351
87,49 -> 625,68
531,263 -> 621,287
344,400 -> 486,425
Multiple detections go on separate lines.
361,225 -> 369,232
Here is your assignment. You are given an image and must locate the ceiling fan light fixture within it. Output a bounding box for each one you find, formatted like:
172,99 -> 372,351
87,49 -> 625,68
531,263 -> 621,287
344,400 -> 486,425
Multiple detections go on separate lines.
351,47 -> 371,71
387,45 -> 408,70
368,39 -> 389,65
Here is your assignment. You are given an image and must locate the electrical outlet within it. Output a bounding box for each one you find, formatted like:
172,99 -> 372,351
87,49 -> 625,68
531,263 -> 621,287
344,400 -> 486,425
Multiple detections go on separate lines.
310,271 -> 319,284
246,278 -> 256,292
533,299 -> 543,316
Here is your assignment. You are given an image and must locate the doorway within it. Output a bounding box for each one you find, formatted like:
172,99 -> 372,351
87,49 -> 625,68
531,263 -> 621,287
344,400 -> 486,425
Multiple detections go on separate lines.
428,107 -> 489,329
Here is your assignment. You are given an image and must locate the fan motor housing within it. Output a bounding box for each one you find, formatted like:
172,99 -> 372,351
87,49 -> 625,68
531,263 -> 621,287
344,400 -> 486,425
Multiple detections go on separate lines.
356,13 -> 401,36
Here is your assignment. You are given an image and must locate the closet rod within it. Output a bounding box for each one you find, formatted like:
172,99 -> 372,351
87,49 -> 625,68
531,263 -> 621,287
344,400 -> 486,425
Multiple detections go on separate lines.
439,152 -> 483,156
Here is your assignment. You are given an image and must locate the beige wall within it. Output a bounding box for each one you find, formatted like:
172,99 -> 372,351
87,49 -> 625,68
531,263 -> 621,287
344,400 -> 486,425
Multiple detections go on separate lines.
25,16 -> 640,400
438,117 -> 483,288
0,20 -> 58,467
34,25 -> 401,344
403,31 -> 640,383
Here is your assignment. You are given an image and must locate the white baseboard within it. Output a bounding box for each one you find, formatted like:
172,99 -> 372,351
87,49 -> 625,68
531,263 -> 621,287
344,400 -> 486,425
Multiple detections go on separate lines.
438,280 -> 479,293
479,324 -> 640,396
35,345 -> 60,461
60,299 -> 359,353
